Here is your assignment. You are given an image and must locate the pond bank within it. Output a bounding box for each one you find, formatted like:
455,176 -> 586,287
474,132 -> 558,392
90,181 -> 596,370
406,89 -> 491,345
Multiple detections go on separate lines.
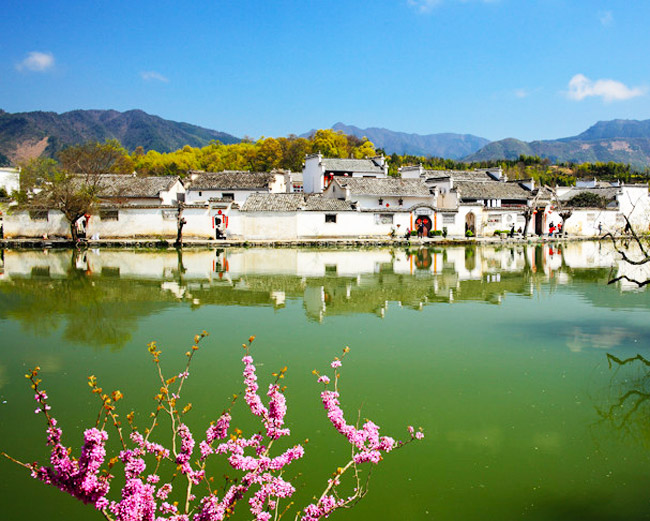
0,235 -> 611,250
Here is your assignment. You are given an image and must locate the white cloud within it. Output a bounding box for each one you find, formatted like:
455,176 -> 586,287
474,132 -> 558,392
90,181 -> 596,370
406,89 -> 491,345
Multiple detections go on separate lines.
140,71 -> 169,83
408,0 -> 496,13
566,74 -> 645,102
408,0 -> 442,12
599,10 -> 613,26
514,88 -> 529,99
16,51 -> 55,72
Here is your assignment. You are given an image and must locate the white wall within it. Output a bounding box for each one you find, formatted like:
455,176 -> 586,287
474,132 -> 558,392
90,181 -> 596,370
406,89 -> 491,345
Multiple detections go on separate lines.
481,209 -> 525,236
562,208 -> 619,236
5,210 -> 70,238
354,194 -> 434,211
0,168 -> 20,195
303,155 -> 324,194
160,180 -> 185,205
185,189 -> 249,206
618,185 -> 650,232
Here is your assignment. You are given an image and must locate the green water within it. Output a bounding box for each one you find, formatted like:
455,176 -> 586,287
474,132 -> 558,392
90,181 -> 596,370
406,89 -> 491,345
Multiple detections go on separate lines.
1,243 -> 650,520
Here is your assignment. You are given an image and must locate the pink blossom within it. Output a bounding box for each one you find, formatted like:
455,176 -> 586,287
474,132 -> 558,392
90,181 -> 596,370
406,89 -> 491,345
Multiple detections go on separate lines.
330,360 -> 342,368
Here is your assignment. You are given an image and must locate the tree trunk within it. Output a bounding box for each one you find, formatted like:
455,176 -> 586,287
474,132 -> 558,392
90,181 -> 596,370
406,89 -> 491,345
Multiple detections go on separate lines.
522,211 -> 532,237
70,221 -> 78,242
175,205 -> 186,248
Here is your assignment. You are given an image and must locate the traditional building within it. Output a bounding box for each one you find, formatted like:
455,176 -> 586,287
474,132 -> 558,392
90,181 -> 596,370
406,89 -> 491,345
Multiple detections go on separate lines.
303,153 -> 388,193
185,171 -> 286,206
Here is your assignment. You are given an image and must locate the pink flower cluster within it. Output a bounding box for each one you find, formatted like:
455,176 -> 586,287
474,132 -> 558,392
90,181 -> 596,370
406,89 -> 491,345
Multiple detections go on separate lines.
22,346 -> 422,521
176,423 -> 204,485
199,412 -> 231,460
302,495 -> 345,521
242,355 -> 290,440
130,431 -> 170,459
30,410 -> 111,509
316,358 -> 397,464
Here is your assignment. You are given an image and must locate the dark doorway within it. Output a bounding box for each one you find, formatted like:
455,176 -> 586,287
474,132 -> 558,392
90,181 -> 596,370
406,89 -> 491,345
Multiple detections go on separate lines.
415,216 -> 432,236
534,210 -> 543,236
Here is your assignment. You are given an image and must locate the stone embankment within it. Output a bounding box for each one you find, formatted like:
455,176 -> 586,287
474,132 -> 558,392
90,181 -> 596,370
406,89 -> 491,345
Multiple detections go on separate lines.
0,235 -> 607,250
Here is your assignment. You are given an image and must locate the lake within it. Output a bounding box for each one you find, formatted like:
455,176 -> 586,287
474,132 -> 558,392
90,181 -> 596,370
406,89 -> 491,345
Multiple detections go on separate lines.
1,242 -> 650,520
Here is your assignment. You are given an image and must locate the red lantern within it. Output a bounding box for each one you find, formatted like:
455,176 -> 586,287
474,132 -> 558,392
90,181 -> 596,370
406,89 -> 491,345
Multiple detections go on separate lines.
386,203 -> 390,207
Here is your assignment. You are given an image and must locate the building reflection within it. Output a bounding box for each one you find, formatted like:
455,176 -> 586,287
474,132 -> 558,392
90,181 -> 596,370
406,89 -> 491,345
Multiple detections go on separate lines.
0,242 -> 647,345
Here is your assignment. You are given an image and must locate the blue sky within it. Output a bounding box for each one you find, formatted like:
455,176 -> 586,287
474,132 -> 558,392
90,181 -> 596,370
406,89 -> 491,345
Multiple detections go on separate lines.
2,0 -> 649,142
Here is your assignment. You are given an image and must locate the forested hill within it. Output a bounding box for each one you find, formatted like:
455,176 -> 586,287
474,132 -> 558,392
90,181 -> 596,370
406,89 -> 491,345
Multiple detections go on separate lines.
303,123 -> 490,159
0,109 -> 240,165
464,119 -> 650,169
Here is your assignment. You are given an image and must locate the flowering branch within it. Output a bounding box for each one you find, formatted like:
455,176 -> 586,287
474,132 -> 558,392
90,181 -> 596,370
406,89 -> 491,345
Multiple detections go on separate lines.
4,334 -> 423,521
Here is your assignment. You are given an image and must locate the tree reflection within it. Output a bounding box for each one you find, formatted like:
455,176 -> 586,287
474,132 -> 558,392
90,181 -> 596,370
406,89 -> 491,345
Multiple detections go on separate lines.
595,353 -> 650,448
0,244 -> 645,347
0,251 -> 177,349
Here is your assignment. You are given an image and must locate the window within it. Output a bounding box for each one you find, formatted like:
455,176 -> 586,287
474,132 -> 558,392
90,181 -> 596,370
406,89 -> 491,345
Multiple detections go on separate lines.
101,267 -> 120,278
162,210 -> 176,220
443,214 -> 455,224
487,214 -> 502,224
292,183 -> 303,193
375,214 -> 393,224
31,266 -> 50,277
222,193 -> 235,201
29,210 -> 48,221
378,198 -> 383,206
325,214 -> 337,223
198,191 -> 202,197
100,210 -> 119,221
398,198 -> 403,206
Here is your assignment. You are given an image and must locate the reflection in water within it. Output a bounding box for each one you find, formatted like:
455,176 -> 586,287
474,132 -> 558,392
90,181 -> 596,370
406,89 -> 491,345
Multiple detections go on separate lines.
0,242 -> 646,347
596,353 -> 650,449
2,243 -> 650,521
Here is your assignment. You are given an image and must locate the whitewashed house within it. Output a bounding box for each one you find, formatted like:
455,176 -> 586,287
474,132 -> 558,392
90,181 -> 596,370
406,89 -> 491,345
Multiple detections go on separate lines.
303,153 -> 388,194
93,174 -> 185,206
185,171 -> 286,206
228,193 -> 357,240
4,175 -> 186,239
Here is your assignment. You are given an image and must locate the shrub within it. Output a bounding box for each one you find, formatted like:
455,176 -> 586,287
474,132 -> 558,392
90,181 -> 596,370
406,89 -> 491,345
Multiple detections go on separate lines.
568,191 -> 607,208
465,230 -> 474,237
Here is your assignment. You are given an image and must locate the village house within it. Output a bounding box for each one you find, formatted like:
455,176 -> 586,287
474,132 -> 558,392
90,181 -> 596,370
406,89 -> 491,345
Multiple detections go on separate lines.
4,175 -> 186,239
303,153 -> 388,193
400,165 -> 532,236
185,170 -> 286,206
4,155 -> 650,240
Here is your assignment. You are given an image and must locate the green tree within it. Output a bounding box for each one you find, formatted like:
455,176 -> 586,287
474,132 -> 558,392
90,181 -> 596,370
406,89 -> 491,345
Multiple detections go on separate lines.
19,141 -> 133,240
254,137 -> 283,171
567,191 -> 607,208
311,129 -> 350,158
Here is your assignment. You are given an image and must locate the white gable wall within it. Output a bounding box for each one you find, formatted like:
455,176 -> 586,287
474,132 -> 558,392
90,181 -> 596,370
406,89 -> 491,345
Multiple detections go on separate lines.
303,155 -> 324,194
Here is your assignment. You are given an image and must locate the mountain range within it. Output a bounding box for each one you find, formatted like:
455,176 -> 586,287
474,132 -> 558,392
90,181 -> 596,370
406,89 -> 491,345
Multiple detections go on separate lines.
2,108 -> 650,169
465,119 -> 650,169
326,123 -> 490,159
0,109 -> 239,165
